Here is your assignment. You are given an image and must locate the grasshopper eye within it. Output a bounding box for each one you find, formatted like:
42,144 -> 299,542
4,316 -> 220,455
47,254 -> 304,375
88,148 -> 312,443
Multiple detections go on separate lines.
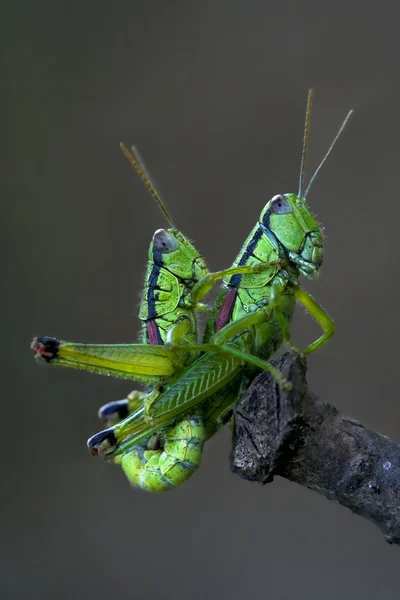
270,195 -> 293,215
152,229 -> 179,253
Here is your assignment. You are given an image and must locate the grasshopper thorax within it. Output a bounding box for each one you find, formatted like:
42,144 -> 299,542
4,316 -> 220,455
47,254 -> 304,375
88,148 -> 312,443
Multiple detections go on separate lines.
150,228 -> 207,283
138,228 -> 207,328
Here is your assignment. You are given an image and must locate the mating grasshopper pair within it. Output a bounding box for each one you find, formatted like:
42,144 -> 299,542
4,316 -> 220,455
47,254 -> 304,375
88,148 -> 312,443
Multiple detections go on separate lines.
31,90 -> 352,492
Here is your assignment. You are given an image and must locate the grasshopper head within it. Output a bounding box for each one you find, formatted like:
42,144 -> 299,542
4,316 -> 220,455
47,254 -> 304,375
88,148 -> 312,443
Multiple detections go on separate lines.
260,193 -> 323,279
150,228 -> 207,282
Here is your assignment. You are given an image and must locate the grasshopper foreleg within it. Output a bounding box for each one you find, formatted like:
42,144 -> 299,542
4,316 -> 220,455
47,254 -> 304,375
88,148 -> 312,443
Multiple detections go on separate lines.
294,286 -> 335,354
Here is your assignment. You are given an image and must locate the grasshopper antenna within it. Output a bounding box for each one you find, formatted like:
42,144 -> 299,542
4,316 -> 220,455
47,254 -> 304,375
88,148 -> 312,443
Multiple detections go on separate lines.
120,142 -> 175,228
298,88 -> 313,199
304,109 -> 354,199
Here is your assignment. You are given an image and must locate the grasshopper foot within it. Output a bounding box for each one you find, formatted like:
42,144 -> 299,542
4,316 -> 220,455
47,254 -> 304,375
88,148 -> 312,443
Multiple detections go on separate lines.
87,429 -> 118,457
281,379 -> 293,391
98,400 -> 129,427
285,342 -> 307,363
282,339 -> 303,358
31,336 -> 59,362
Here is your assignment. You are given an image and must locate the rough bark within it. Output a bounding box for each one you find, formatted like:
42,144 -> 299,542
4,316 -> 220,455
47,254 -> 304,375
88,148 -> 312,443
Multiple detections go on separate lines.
231,353 -> 400,544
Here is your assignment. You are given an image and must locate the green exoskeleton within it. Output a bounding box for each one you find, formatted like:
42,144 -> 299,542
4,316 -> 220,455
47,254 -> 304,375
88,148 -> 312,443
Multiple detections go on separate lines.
83,91 -> 353,491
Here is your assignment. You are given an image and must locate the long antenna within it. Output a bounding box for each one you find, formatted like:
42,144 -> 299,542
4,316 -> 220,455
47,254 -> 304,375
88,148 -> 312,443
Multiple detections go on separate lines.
304,109 -> 354,199
298,89 -> 313,198
120,142 -> 175,227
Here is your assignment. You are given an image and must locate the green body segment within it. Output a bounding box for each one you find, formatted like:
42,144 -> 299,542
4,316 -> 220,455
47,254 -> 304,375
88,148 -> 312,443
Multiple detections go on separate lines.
117,415 -> 205,492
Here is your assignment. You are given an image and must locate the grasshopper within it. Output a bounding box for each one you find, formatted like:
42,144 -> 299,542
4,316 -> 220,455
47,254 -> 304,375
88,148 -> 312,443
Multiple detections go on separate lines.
82,91 -> 353,491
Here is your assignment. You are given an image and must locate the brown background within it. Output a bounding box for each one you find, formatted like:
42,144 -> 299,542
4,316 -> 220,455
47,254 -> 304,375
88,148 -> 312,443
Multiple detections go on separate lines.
3,1 -> 400,599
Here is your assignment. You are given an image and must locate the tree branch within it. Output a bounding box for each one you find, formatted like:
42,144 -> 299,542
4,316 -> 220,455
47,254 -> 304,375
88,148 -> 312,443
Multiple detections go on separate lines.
231,353 -> 400,544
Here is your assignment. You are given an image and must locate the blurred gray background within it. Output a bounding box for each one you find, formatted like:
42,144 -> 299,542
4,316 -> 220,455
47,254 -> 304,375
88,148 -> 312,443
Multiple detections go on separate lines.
3,1 -> 400,598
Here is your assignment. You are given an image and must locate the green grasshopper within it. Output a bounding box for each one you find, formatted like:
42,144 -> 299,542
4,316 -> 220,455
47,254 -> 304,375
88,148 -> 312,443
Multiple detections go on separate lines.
82,91 -> 353,491
31,91 -> 352,492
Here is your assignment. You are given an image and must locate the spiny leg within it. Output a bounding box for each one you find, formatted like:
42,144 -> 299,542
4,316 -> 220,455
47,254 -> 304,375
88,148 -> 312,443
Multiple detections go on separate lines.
31,337 -> 188,384
294,286 -> 335,354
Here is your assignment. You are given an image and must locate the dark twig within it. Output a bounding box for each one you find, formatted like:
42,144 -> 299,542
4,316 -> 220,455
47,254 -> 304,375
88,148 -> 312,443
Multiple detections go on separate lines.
231,353 -> 400,544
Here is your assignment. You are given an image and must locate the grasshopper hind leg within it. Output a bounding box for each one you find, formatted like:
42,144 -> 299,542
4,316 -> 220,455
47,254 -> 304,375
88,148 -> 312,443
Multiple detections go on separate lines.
115,414 -> 206,492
